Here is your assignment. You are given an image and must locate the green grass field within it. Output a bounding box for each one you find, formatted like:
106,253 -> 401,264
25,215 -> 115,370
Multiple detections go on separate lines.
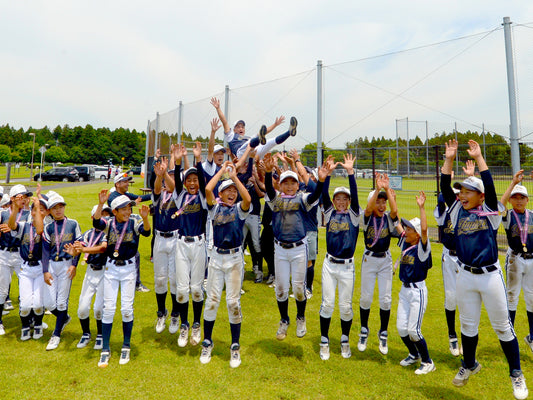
0,180 -> 530,400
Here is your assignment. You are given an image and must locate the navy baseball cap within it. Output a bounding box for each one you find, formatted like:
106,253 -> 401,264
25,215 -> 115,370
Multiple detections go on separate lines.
183,168 -> 198,180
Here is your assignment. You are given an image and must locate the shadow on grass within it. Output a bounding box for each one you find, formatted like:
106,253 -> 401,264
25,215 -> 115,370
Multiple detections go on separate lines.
251,338 -> 304,360
411,385 -> 478,400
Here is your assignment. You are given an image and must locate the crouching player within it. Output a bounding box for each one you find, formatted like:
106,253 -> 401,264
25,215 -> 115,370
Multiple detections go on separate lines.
319,154 -> 361,360
8,195 -> 47,340
93,191 -> 151,367
396,192 -> 435,375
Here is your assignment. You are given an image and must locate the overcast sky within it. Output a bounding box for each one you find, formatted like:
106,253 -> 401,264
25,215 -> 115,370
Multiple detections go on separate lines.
2,1 -> 533,147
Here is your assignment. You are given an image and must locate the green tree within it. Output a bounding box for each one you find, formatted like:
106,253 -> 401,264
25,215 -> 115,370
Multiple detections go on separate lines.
0,145 -> 11,163
46,146 -> 68,163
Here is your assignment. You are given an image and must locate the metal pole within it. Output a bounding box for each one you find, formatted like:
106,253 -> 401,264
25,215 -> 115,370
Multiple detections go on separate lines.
395,119 -> 399,174
224,85 -> 230,151
177,101 -> 183,145
406,117 -> 410,178
317,60 -> 323,168
482,123 -> 486,160
503,17 -> 520,174
144,120 -> 150,187
29,132 -> 36,182
426,121 -> 429,175
155,112 -> 160,152
454,122 -> 458,176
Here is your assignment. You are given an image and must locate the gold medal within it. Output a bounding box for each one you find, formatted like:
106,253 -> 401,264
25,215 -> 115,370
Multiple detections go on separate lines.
81,260 -> 86,266
28,253 -> 33,260
524,245 -> 528,253
55,255 -> 59,261
113,251 -> 119,258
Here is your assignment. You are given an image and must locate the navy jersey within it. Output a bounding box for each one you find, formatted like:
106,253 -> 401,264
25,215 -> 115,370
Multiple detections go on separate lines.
173,162 -> 208,236
433,193 -> 456,251
153,190 -> 180,233
208,202 -> 249,249
225,129 -> 250,157
0,209 -> 30,248
107,190 -> 151,206
202,159 -> 221,198
80,228 -> 108,267
302,180 -> 320,232
398,235 -> 432,283
13,220 -> 43,262
42,217 -> 83,272
363,212 -> 400,253
246,181 -> 262,217
93,214 -> 150,260
502,208 -> 533,253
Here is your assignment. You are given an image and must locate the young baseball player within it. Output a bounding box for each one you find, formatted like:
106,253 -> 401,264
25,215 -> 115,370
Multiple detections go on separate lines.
151,156 -> 181,335
358,174 -> 399,355
42,193 -> 82,350
72,205 -> 109,350
7,195 -> 47,341
501,170 -> 533,352
0,185 -> 31,334
441,139 -> 527,399
263,153 -> 326,341
210,97 -> 297,160
200,161 -> 251,368
318,154 -> 361,360
93,191 -> 151,367
395,191 -> 435,375
172,143 -> 209,348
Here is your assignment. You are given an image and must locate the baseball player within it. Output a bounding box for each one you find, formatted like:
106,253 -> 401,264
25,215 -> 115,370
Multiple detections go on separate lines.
501,170 -> 533,353
171,143 -> 209,348
441,140 -> 527,400
42,194 -> 82,350
151,156 -> 181,335
200,161 -> 251,368
7,194 -> 47,340
358,174 -> 399,355
395,192 -> 435,375
263,153 -> 326,341
243,164 -> 265,283
93,190 -> 151,367
210,97 -> 297,160
318,154 -> 361,360
72,205 -> 109,350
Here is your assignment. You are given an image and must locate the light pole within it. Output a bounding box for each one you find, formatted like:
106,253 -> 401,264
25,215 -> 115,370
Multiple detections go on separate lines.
29,132 -> 36,182
39,144 -> 48,181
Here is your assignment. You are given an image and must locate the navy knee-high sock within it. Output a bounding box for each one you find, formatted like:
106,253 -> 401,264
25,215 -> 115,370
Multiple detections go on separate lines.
401,335 -> 419,356
360,307 -> 370,330
306,261 -> 315,291
156,292 -> 167,315
203,319 -> 215,343
500,337 -> 522,374
20,314 -> 32,329
379,308 -> 390,332
193,300 -> 203,324
230,322 -> 241,345
320,316 -> 331,340
34,312 -> 43,327
96,319 -> 102,335
54,310 -> 68,337
275,131 -> 291,144
509,310 -> 516,326
296,299 -> 306,319
461,333 -> 479,369
122,320 -> 133,348
414,338 -> 431,363
277,300 -> 289,322
446,309 -> 457,337
79,317 -> 91,335
102,322 -> 113,351
170,293 -> 179,317
341,318 -> 352,338
179,301 -> 189,326
249,137 -> 260,148
528,311 -> 533,338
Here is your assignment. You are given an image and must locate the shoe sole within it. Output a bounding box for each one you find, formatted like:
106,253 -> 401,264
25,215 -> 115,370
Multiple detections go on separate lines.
259,125 -> 267,145
289,117 -> 297,136
525,336 -> 533,353
452,364 -> 482,387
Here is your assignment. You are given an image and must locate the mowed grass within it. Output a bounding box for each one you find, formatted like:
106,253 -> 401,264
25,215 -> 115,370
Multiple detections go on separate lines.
0,179 -> 530,400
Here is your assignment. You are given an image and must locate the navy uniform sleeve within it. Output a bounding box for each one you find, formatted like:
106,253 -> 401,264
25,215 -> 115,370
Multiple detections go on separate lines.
440,173 -> 455,207
349,174 -> 359,212
322,177 -> 332,210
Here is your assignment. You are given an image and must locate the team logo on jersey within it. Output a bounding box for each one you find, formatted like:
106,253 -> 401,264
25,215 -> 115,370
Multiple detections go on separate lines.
443,218 -> 454,235
456,218 -> 489,235
272,200 -> 300,212
23,232 -> 42,245
50,233 -> 74,246
213,213 -> 236,225
328,220 -> 350,233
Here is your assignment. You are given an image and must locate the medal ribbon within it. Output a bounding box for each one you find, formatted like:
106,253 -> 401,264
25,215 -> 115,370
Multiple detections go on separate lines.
28,224 -> 35,255
112,218 -> 129,256
54,218 -> 67,259
369,215 -> 385,247
84,230 -> 104,261
280,194 -> 297,199
215,197 -> 232,208
393,243 -> 417,275
172,194 -> 198,219
512,209 -> 529,252
468,205 -> 499,217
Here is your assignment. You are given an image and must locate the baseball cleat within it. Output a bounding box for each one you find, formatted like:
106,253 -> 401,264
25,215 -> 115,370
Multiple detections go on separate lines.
258,125 -> 267,145
33,325 -> 43,340
98,351 -> 111,368
452,361 -> 481,387
449,337 -> 460,357
4,300 -> 14,311
229,343 -> 241,368
305,288 -> 313,300
178,324 -> 189,347
320,341 -> 330,361
136,284 -> 150,293
2,310 -> 9,315
378,330 -> 388,355
155,310 -> 168,334
0,323 -> 5,335
296,317 -> 307,338
289,117 -> 298,136
21,328 -> 31,341
524,335 -> 533,353
276,320 -> 290,341
119,348 -> 131,365
415,361 -> 436,375
357,328 -> 368,352
400,354 -> 421,367
200,340 -> 213,364
168,316 -> 180,335
46,335 -> 61,351
511,370 -> 528,400
254,269 -> 263,283
266,274 -> 275,285
77,333 -> 91,349
341,340 -> 352,359
42,322 -> 48,330
190,322 -> 201,346
94,335 -> 103,350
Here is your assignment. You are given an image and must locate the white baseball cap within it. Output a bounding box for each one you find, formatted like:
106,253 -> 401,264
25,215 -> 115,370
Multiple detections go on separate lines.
9,184 -> 32,198
110,195 -> 136,210
279,170 -> 299,184
213,144 -> 226,154
510,184 -> 529,198
333,186 -> 350,198
401,217 -> 422,237
47,194 -> 66,209
0,186 -> 3,196
91,204 -> 112,216
218,179 -> 236,193
233,120 -> 245,128
114,173 -> 132,185
0,194 -> 10,207
453,176 -> 484,194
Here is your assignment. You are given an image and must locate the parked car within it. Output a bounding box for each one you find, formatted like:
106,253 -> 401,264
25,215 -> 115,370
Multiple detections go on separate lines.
73,165 -> 95,181
94,166 -> 111,180
129,166 -> 142,175
34,167 -> 80,182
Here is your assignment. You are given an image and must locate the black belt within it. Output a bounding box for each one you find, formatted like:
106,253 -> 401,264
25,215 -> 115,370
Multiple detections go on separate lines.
0,246 -> 18,252
52,257 -> 69,262
365,250 -> 387,258
326,254 -> 353,264
110,259 -> 134,266
89,264 -> 104,271
215,247 -> 240,255
178,234 -> 205,243
511,250 -> 533,260
157,230 -> 178,238
448,250 -> 457,256
26,260 -> 40,266
403,282 -> 420,289
275,239 -> 305,249
459,261 -> 497,274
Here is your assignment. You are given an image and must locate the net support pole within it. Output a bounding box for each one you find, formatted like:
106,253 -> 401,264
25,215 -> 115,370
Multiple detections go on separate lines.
317,60 -> 323,168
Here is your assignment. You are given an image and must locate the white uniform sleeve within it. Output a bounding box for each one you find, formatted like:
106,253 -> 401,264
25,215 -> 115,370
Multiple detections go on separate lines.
323,206 -> 334,224
237,202 -> 251,220
348,207 -> 362,227
417,238 -> 431,262
302,192 -> 319,211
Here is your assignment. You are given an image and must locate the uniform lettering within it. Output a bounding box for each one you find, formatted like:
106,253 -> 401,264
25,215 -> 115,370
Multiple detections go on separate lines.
328,220 -> 350,233
213,213 -> 236,226
272,201 -> 301,212
457,218 -> 489,236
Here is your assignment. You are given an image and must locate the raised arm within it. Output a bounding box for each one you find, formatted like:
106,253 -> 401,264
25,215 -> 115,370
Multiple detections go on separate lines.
153,157 -> 168,196
501,169 -> 524,206
417,191 -> 428,245
93,190 -> 110,230
205,161 -> 231,206
263,153 -> 277,200
265,116 -> 285,134
365,174 -> 383,217
289,149 -> 309,185
228,163 -> 251,211
467,140 -> 496,210
463,160 -> 476,177
207,118 -> 221,163
210,97 -> 230,134
441,140 -> 458,207
381,174 -> 398,219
